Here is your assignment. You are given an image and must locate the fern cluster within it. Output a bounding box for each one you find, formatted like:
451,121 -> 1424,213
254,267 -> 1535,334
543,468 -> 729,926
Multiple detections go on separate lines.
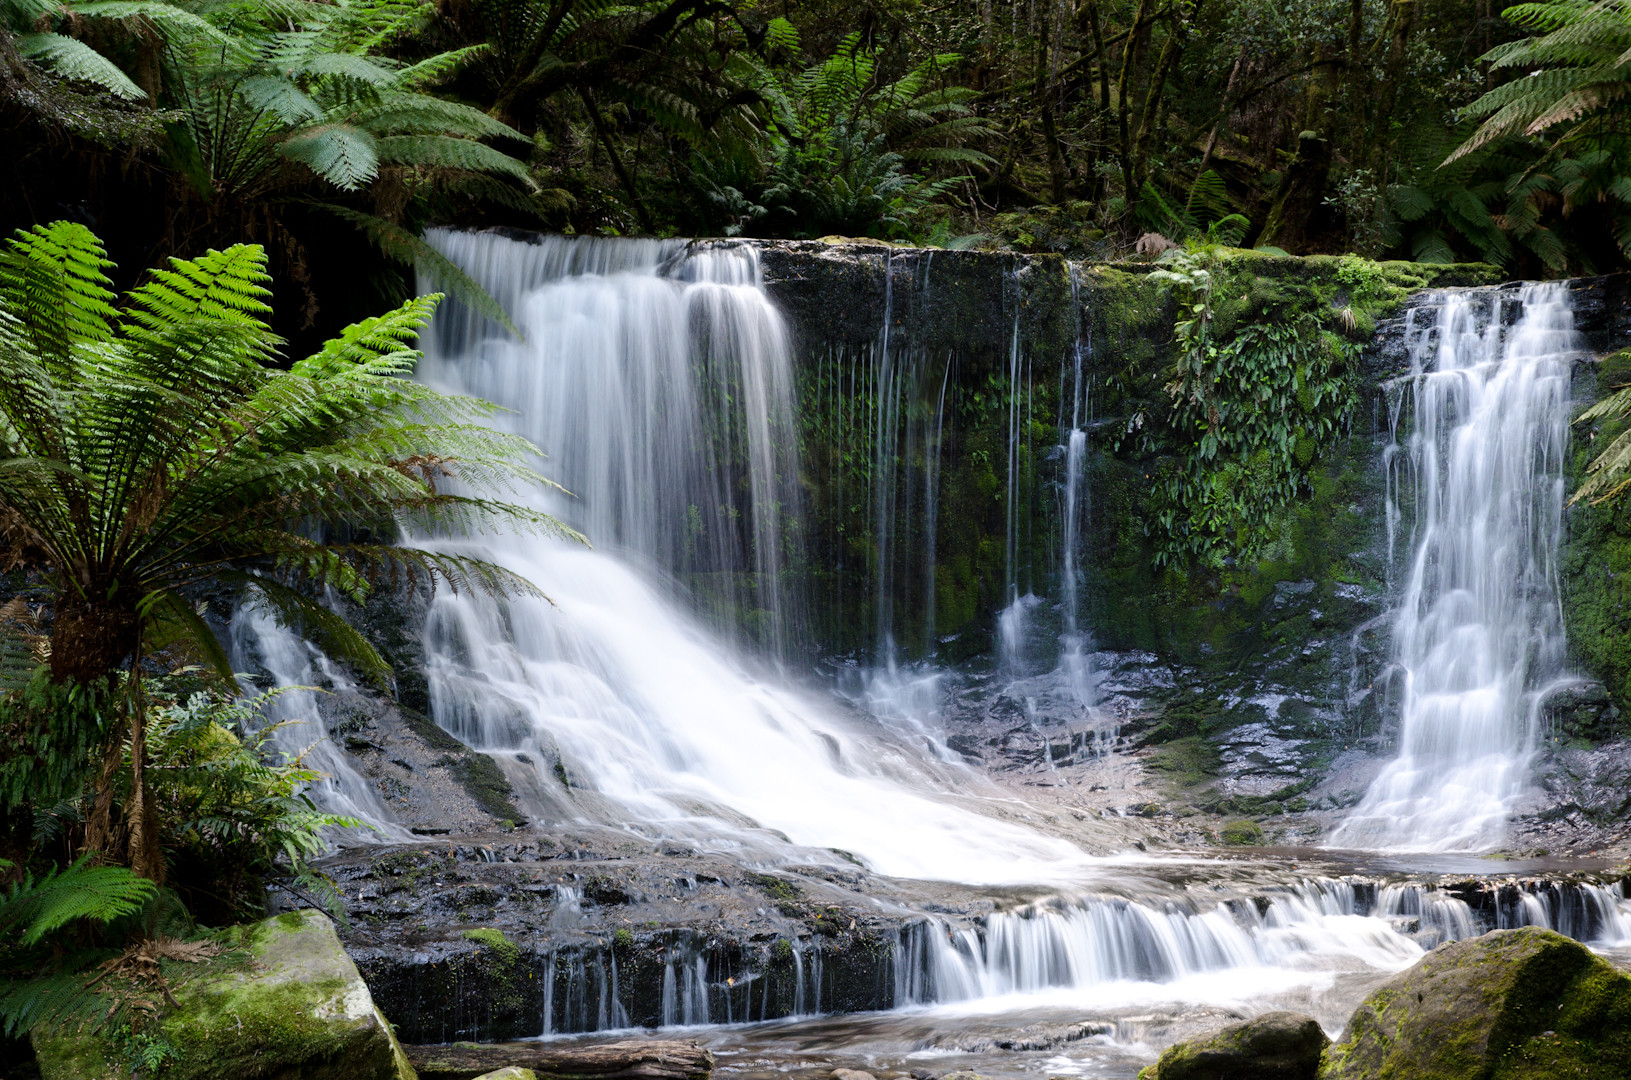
688,26 -> 993,239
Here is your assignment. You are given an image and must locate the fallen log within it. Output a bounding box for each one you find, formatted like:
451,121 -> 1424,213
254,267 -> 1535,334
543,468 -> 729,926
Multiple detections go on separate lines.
405,1039 -> 715,1080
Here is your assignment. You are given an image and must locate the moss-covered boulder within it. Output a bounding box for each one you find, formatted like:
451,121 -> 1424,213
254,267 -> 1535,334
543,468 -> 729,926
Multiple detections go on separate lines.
1320,927 -> 1631,1079
471,1071 -> 535,1080
33,909 -> 414,1080
1138,1011 -> 1327,1080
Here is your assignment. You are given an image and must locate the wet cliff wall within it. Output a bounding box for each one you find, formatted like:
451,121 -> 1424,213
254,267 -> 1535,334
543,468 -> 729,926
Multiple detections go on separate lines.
754,243 -> 1496,680
1561,273 -> 1631,726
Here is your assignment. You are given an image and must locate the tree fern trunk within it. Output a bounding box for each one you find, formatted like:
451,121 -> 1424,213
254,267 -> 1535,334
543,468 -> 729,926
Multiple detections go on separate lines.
48,595 -> 136,686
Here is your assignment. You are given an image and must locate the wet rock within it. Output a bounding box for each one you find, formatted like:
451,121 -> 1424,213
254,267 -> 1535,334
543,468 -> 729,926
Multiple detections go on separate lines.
32,910 -> 412,1080
831,1070 -> 876,1080
329,838 -> 929,1041
1321,927 -> 1631,1080
406,1038 -> 712,1080
1138,1010 -> 1327,1080
1544,682 -> 1620,741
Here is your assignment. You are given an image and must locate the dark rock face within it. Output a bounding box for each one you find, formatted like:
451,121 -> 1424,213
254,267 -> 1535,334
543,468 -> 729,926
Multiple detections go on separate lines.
1321,927 -> 1631,1080
1139,1010 -> 1328,1080
324,838 -> 946,1043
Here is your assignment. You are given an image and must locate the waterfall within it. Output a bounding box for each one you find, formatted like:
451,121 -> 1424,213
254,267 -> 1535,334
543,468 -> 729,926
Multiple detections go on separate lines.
1331,283 -> 1582,851
228,607 -> 409,838
411,229 -> 1093,884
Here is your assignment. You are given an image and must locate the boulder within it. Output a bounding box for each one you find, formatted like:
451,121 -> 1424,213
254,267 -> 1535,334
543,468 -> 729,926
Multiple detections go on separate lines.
472,1072 -> 536,1080
1321,926 -> 1631,1079
1138,1011 -> 1327,1080
32,909 -> 414,1080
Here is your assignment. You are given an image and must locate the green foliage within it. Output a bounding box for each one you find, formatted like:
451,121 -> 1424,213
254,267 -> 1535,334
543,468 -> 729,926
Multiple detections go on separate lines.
138,685 -> 361,919
46,0 -> 535,324
1144,245 -> 1360,567
0,671 -> 111,812
691,32 -> 991,239
1573,358 -> 1631,505
0,856 -> 160,1040
0,220 -> 576,689
0,858 -> 156,951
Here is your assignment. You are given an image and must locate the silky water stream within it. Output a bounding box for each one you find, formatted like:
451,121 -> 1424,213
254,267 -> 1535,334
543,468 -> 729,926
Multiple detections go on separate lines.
231,235 -> 1630,1077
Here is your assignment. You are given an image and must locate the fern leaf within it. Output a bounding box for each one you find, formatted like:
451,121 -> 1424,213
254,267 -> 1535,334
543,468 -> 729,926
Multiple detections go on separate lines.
280,124 -> 380,190
15,33 -> 146,100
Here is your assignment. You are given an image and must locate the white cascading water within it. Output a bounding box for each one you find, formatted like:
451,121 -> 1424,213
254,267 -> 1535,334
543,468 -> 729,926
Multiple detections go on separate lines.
411,229 -> 1095,885
228,607 -> 412,839
1331,283 -> 1581,852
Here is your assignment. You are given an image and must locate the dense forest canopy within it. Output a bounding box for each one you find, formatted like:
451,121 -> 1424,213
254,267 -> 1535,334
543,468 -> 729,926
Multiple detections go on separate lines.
4,0 -> 1631,344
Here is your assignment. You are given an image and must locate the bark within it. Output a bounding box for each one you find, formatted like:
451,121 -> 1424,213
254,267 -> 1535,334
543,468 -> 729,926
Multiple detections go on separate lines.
49,593 -> 137,686
1116,0 -> 1153,217
580,88 -> 656,234
1132,2 -> 1200,193
1198,45 -> 1247,176
1036,8 -> 1070,202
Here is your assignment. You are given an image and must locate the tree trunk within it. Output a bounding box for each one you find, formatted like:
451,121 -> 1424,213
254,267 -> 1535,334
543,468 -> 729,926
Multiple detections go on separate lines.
49,593 -> 137,686
1115,0 -> 1153,221
1036,9 -> 1070,202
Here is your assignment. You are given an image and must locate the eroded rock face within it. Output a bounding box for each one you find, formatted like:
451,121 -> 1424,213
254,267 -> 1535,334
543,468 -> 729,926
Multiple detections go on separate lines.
1320,926 -> 1631,1080
1138,1010 -> 1327,1080
32,910 -> 413,1080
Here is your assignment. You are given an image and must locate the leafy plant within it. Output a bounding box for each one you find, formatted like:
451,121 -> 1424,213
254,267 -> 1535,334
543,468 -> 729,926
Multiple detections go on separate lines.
67,0 -> 536,325
0,220 -> 579,877
1573,376 -> 1631,504
691,28 -> 992,239
135,684 -> 362,921
1147,246 -> 1360,566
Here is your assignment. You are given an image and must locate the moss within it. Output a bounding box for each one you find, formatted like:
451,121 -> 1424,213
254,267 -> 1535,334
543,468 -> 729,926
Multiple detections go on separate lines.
1563,352 -> 1631,724
397,703 -> 465,752
1143,736 -> 1221,786
462,927 -> 520,961
29,912 -> 416,1080
1219,819 -> 1265,846
743,872 -> 801,904
437,750 -> 522,822
1324,928 -> 1631,1080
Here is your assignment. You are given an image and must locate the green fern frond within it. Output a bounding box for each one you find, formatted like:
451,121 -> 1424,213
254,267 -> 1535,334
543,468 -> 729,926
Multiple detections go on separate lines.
280,124 -> 381,190
16,32 -> 146,99
373,134 -> 534,185
318,206 -> 521,338
1,858 -> 156,947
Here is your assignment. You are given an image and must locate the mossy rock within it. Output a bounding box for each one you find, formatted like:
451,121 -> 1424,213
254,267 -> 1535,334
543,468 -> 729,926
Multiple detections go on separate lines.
1140,1010 -> 1327,1079
1320,927 -> 1631,1080
1219,819 -> 1265,846
33,909 -> 415,1080
471,1071 -> 536,1080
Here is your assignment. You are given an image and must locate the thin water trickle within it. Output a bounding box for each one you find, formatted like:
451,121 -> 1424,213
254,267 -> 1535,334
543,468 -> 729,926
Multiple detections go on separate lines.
229,607 -> 411,839
1331,283 -> 1582,852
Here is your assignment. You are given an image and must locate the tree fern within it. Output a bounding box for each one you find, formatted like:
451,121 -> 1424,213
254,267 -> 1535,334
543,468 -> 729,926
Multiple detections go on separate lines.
0,221 -> 579,877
